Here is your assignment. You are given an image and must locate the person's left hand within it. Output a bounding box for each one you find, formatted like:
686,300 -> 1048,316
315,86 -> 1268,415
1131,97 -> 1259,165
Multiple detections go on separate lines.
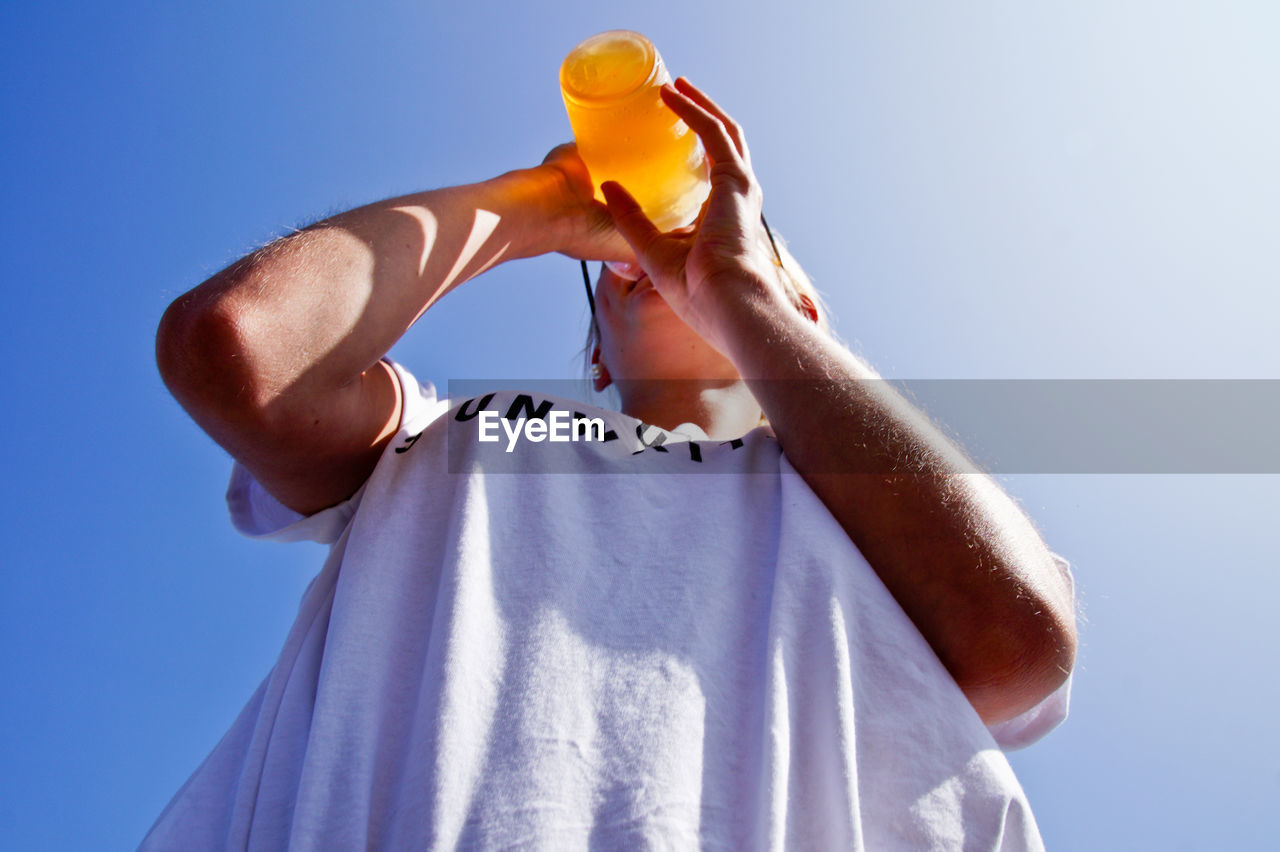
601,77 -> 786,356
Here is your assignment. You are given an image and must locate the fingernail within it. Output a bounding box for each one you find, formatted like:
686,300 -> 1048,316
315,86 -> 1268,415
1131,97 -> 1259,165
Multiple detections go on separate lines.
605,261 -> 644,281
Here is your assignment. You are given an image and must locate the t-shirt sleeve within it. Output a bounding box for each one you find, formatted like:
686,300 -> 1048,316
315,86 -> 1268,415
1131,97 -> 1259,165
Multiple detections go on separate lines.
225,360 -> 445,544
986,552 -> 1076,751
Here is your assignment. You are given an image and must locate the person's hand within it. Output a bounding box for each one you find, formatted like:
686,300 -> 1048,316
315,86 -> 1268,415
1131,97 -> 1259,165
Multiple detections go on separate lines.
537,143 -> 636,263
600,78 -> 786,355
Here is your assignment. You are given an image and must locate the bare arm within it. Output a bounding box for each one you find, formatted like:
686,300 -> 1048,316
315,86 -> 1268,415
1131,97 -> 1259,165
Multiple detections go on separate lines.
157,149 -> 627,514
604,79 -> 1076,725
717,296 -> 1074,724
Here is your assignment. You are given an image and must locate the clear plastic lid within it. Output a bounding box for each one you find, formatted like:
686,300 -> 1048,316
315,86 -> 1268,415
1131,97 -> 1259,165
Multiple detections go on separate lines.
560,30 -> 660,105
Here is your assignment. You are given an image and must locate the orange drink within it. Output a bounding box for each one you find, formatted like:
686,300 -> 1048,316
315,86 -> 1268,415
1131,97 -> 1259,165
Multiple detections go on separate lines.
560,31 -> 710,232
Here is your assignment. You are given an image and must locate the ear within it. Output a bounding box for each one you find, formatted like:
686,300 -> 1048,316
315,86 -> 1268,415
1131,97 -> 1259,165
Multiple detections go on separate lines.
796,294 -> 819,325
591,347 -> 612,392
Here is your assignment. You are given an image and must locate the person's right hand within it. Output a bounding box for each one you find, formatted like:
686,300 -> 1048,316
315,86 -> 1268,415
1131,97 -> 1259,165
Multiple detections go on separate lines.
599,79 -> 788,360
538,143 -> 637,264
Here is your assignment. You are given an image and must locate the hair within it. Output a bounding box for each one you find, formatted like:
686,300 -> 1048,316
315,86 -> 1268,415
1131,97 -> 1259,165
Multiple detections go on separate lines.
582,227 -> 837,378
765,230 -> 835,340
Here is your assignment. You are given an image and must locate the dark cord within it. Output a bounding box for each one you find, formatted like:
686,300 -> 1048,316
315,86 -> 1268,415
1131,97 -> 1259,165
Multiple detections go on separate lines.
761,211 -> 784,268
581,259 -> 596,323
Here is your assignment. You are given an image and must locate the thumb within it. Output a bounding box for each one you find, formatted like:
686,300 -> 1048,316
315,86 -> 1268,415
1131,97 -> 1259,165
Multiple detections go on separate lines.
600,181 -> 665,261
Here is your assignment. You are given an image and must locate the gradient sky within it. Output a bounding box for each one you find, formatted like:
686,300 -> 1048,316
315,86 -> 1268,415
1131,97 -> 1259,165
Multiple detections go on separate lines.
2,2 -> 1277,848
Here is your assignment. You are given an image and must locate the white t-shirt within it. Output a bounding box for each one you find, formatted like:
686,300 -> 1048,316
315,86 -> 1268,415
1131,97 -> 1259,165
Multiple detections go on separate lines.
143,362 -> 1070,850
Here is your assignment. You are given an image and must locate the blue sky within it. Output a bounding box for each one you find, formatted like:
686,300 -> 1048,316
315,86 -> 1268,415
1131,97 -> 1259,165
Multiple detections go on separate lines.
2,1 -> 1277,848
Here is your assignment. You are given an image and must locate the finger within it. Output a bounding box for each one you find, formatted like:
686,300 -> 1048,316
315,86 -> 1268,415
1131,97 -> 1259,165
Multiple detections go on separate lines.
600,181 -> 665,260
671,78 -> 749,163
659,84 -> 744,169
600,182 -> 691,285
540,141 -> 594,192
541,141 -> 578,165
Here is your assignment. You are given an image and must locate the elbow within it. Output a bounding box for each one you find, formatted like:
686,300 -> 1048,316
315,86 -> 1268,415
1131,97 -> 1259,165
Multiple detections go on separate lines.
155,293 -> 203,398
961,600 -> 1077,726
155,289 -> 269,427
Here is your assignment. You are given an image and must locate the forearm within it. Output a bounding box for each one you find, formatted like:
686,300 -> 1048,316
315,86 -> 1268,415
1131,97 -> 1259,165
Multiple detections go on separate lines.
717,285 -> 1076,723
160,168 -> 568,413
157,161 -> 614,513
594,76 -> 1073,723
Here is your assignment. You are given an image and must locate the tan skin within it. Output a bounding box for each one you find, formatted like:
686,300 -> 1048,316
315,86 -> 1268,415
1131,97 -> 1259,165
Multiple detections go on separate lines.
157,78 -> 1075,725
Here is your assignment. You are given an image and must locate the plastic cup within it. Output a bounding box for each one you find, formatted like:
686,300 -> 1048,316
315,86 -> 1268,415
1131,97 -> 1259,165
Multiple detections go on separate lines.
560,30 -> 710,232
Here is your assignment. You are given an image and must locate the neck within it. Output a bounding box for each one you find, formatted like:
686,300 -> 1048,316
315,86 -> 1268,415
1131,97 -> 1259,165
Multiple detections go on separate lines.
615,378 -> 763,440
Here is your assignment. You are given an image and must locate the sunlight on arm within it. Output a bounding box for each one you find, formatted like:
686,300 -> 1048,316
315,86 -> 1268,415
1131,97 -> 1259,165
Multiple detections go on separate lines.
440,208 -> 502,291
389,204 -> 439,278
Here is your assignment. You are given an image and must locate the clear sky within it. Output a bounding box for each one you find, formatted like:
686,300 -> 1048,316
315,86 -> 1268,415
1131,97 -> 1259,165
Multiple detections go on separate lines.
2,1 -> 1277,848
